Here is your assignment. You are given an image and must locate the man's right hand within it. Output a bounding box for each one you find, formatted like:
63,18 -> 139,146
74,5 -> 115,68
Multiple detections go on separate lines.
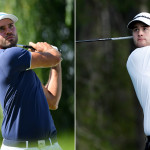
29,42 -> 57,53
29,42 -> 61,69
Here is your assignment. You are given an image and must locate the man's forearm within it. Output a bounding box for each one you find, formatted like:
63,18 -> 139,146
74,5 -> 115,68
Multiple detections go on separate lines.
29,42 -> 61,69
45,63 -> 62,109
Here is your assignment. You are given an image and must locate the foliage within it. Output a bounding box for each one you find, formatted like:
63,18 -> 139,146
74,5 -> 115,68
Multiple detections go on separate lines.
76,0 -> 146,150
58,130 -> 75,150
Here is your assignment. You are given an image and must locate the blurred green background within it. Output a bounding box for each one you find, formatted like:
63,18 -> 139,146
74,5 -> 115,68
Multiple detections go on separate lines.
0,0 -> 74,150
76,0 -> 148,150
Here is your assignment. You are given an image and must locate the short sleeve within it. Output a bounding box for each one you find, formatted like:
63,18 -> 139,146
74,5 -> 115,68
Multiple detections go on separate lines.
0,47 -> 31,76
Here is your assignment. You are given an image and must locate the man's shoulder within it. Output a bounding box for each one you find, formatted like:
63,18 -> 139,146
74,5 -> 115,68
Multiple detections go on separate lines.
0,47 -> 31,60
135,45 -> 150,51
0,47 -> 31,71
4,47 -> 24,53
127,45 -> 150,68
129,46 -> 150,57
0,47 -> 23,56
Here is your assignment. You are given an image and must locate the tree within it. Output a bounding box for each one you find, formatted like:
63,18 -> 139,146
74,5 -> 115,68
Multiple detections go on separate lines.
76,0 -> 146,150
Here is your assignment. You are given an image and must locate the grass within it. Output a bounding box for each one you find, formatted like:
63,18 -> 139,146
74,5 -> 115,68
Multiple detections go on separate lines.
57,130 -> 75,150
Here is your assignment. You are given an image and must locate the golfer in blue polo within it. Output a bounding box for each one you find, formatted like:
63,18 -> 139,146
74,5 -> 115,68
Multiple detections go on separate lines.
0,12 -> 62,150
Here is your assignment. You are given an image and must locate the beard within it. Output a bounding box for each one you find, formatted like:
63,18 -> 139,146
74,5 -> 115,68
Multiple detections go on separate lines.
1,34 -> 18,49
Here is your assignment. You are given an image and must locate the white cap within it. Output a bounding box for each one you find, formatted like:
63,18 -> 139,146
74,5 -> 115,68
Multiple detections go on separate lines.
0,12 -> 18,23
127,12 -> 150,29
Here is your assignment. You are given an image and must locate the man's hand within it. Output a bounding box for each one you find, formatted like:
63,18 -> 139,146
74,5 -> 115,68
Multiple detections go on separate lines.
29,42 -> 58,53
29,42 -> 61,69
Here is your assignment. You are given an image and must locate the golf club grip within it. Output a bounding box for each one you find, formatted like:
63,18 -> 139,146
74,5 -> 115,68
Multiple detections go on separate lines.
23,45 -> 35,50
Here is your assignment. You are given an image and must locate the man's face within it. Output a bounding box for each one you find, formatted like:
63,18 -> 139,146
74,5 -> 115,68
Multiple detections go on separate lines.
0,19 -> 18,49
132,22 -> 150,48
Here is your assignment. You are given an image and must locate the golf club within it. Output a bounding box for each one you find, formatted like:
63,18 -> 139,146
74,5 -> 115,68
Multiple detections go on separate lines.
17,44 -> 35,50
17,44 -> 62,53
76,36 -> 133,43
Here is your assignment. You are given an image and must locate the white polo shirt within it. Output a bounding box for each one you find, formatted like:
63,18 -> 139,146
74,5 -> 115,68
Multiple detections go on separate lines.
127,46 -> 150,135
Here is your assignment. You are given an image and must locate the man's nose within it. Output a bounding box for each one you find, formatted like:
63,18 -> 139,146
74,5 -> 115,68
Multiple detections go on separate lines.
138,29 -> 143,36
6,27 -> 12,34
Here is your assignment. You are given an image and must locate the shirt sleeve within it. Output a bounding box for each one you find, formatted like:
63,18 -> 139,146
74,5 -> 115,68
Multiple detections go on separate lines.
2,47 -> 31,74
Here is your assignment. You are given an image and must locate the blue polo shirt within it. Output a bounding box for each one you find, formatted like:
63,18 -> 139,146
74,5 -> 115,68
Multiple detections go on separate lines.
0,47 -> 57,141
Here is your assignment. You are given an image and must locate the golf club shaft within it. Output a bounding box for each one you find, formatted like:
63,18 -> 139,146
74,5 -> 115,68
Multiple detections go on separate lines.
76,36 -> 133,43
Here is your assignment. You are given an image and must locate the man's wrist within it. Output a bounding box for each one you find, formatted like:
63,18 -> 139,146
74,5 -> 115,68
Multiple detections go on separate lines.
51,60 -> 62,69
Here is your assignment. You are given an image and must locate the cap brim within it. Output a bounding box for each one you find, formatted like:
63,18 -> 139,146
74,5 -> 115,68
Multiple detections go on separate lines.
0,14 -> 18,23
127,17 -> 150,29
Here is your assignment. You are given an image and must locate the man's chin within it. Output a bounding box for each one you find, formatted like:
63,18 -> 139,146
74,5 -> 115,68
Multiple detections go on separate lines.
2,44 -> 17,49
4,41 -> 17,48
136,43 -> 148,48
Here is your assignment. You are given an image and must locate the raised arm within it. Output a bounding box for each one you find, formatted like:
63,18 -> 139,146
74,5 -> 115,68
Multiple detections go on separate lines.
29,42 -> 62,110
29,42 -> 61,69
